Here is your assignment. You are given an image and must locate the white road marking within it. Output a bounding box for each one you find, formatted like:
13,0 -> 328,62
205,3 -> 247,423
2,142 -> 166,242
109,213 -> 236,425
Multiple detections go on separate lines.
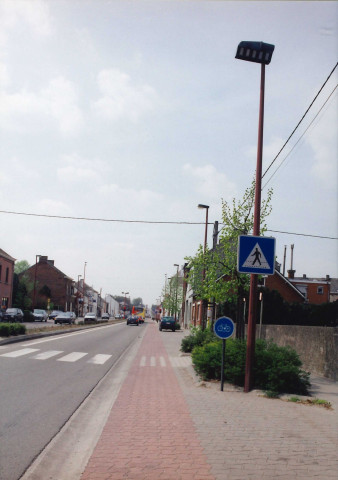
32,350 -> 63,360
140,355 -> 146,366
159,356 -> 166,367
87,354 -> 112,365
57,352 -> 87,362
0,348 -> 39,358
150,356 -> 156,366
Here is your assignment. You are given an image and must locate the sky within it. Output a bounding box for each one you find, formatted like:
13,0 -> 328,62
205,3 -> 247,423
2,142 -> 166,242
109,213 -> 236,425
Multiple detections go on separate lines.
0,0 -> 337,307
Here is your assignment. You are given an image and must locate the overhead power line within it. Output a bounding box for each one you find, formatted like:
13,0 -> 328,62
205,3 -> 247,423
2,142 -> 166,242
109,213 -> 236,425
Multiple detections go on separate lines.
262,62 -> 338,178
0,209 -> 336,240
263,84 -> 338,188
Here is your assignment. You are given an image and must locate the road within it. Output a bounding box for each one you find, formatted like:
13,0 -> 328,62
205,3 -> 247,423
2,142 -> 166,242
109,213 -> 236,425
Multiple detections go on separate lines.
0,322 -> 144,480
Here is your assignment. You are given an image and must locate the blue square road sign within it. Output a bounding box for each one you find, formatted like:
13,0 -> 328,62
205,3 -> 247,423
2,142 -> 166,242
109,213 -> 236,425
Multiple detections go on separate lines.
237,235 -> 276,275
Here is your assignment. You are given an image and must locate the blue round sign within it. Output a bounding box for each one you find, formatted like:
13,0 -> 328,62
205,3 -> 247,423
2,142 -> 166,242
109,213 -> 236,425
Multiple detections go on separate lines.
214,316 -> 235,339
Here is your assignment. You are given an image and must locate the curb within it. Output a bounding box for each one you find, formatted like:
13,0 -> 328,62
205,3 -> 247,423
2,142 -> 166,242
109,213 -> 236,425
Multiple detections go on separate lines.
0,320 -> 124,346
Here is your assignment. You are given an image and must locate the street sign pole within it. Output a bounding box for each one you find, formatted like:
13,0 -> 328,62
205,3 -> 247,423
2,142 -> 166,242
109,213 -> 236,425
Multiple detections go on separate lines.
214,317 -> 235,392
221,339 -> 226,391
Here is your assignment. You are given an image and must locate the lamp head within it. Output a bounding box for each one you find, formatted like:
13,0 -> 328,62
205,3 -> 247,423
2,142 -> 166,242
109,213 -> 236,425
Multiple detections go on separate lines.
235,41 -> 275,65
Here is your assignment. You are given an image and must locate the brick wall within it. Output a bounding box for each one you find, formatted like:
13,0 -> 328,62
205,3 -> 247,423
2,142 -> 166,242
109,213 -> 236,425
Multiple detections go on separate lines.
265,273 -> 304,303
257,324 -> 338,381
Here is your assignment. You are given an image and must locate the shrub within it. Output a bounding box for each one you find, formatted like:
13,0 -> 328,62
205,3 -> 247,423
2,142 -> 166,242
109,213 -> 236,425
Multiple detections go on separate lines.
181,326 -> 217,353
191,338 -> 310,395
0,323 -> 26,337
175,323 -> 181,330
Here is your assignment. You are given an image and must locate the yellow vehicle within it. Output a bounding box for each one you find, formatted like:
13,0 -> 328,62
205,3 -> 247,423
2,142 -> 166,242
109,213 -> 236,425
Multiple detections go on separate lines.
132,306 -> 146,323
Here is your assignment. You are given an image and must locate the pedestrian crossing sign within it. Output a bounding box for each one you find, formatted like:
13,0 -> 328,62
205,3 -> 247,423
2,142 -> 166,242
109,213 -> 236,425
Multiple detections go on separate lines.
237,235 -> 276,275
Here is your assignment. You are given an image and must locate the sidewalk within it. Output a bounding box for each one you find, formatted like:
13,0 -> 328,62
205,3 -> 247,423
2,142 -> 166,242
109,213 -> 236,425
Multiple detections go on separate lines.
81,322 -> 338,480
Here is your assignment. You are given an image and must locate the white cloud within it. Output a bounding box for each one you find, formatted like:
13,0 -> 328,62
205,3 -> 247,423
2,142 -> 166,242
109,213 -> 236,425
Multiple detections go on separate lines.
99,183 -> 162,206
0,76 -> 84,134
57,154 -> 102,183
182,163 -> 237,201
92,68 -> 158,122
0,0 -> 53,37
37,199 -> 71,215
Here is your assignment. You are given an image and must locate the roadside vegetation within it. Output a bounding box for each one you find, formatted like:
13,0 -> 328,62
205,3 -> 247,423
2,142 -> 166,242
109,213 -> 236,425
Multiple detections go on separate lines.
181,326 -> 310,395
0,323 -> 26,337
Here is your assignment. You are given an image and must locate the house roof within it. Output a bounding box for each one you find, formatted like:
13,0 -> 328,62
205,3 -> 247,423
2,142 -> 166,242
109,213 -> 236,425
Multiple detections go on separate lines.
20,257 -> 73,282
273,270 -> 306,300
0,248 -> 16,263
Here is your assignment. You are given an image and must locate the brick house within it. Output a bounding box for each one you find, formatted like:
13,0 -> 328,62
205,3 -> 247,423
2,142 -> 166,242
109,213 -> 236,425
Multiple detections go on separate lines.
264,269 -> 306,303
19,256 -> 75,312
285,271 -> 331,304
0,248 -> 16,311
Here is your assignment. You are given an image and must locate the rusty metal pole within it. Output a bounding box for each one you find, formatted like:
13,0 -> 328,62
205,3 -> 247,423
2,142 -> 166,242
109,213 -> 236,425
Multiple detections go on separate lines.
244,63 -> 265,393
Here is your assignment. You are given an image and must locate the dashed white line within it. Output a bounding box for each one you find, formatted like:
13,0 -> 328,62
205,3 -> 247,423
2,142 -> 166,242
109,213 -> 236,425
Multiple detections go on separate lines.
87,354 -> 112,365
1,348 -> 39,358
57,352 -> 88,362
33,351 -> 63,360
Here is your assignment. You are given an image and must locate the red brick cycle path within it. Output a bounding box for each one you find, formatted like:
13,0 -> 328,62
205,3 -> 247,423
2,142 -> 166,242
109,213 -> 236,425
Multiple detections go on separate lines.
81,322 -> 214,480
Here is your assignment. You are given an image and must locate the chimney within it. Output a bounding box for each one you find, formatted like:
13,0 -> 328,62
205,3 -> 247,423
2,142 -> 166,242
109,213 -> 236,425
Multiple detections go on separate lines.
287,269 -> 295,279
302,274 -> 307,279
326,275 -> 330,281
39,256 -> 48,263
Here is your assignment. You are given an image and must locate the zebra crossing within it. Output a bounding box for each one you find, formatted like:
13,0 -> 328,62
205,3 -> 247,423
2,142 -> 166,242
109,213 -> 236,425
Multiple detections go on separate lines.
0,348 -> 192,368
0,347 -> 112,365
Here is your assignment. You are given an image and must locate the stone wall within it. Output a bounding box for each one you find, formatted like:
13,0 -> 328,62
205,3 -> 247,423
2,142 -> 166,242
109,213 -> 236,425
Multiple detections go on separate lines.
257,325 -> 338,381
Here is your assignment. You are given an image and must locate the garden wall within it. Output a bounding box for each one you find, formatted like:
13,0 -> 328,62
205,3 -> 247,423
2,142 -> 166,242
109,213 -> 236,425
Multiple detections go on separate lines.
257,325 -> 338,381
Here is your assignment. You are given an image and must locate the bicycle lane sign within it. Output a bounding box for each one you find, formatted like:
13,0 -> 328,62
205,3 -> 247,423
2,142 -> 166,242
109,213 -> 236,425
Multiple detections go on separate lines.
214,316 -> 235,339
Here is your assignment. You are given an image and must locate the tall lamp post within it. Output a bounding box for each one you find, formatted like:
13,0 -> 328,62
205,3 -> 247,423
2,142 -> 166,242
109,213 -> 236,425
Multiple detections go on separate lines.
198,204 -> 209,328
77,274 -> 82,317
235,41 -> 275,392
82,262 -> 87,317
33,254 -> 41,310
173,264 -> 179,322
122,291 -> 129,319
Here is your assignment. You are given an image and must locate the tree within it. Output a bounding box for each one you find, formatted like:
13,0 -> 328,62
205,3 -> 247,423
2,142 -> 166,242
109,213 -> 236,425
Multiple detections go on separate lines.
14,260 -> 30,274
161,275 -> 183,318
131,297 -> 143,306
12,273 -> 34,310
185,179 -> 273,335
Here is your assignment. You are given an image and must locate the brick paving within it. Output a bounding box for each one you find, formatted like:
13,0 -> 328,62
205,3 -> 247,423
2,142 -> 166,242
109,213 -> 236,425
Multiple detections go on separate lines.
81,322 -> 338,480
81,322 -> 214,480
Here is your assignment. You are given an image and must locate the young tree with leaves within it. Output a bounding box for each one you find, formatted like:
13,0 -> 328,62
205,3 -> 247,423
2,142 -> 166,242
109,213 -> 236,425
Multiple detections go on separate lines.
185,179 -> 273,335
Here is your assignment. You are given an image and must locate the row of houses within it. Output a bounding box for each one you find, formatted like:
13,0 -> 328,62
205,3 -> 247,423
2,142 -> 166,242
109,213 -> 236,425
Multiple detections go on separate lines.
0,249 -> 120,317
175,256 -> 337,328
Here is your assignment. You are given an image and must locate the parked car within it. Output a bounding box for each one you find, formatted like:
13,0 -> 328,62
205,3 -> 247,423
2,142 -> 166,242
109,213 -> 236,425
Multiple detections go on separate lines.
54,312 -> 76,325
159,316 -> 176,332
126,315 -> 139,326
49,310 -> 64,320
33,309 -> 48,322
84,312 -> 98,324
3,308 -> 24,322
101,313 -> 110,320
115,313 -> 123,319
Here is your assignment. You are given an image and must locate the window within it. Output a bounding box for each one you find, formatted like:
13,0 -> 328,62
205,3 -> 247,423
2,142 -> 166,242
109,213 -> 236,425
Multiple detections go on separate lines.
5,267 -> 9,283
317,286 -> 324,295
2,297 -> 8,308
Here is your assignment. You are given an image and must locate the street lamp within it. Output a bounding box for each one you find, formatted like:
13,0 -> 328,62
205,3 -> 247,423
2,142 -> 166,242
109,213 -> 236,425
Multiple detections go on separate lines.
122,291 -> 129,319
77,275 -> 82,317
173,264 -> 179,322
235,40 -> 275,392
33,255 -> 42,310
198,204 -> 209,329
82,262 -> 87,317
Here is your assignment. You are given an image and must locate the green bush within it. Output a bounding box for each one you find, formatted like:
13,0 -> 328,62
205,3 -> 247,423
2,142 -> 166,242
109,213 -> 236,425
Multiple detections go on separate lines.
175,323 -> 181,330
181,326 -> 217,353
0,323 -> 26,337
191,338 -> 310,395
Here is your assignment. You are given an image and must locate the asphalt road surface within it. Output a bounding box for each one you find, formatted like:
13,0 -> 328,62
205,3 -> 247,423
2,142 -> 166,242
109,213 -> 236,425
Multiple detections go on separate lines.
0,322 -> 144,480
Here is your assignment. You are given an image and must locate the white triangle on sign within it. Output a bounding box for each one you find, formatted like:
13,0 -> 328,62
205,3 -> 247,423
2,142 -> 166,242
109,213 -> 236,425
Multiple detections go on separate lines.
242,243 -> 271,270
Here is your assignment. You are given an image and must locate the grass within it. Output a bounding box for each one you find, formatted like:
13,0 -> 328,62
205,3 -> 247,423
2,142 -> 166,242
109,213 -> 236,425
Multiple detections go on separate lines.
287,397 -> 332,409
